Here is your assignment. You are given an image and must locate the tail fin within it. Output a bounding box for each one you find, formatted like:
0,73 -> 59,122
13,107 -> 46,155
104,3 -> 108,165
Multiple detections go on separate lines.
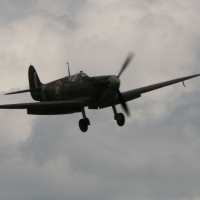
29,65 -> 42,89
28,65 -> 43,101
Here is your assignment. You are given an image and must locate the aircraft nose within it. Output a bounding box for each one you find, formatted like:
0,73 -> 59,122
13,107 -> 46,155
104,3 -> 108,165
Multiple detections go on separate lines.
107,76 -> 120,90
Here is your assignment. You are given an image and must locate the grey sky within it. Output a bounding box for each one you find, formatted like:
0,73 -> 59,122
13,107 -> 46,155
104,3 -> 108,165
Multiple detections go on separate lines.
0,0 -> 200,200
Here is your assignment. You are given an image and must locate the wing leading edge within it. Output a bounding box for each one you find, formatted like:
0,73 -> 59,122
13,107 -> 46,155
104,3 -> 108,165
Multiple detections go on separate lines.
121,73 -> 200,103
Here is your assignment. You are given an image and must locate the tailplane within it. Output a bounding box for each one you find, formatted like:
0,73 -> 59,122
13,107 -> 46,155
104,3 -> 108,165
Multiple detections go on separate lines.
5,65 -> 43,101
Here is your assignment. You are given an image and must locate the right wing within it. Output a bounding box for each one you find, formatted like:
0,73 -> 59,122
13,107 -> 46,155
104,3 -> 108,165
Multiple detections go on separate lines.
0,99 -> 94,109
0,99 -> 96,115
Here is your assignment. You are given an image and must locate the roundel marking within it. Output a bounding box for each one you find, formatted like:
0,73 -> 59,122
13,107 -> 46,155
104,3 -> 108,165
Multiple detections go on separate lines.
53,81 -> 62,100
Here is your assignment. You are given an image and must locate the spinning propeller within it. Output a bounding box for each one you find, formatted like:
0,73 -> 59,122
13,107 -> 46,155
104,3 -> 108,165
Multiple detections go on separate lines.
91,52 -> 134,116
116,51 -> 134,116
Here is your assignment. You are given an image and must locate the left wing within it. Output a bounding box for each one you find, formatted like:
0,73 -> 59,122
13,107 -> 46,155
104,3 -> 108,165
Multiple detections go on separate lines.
99,73 -> 200,108
121,73 -> 200,102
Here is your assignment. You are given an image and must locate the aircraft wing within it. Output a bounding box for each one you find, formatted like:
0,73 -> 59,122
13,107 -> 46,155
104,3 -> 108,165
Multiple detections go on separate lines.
121,73 -> 200,102
0,99 -> 93,109
99,73 -> 200,108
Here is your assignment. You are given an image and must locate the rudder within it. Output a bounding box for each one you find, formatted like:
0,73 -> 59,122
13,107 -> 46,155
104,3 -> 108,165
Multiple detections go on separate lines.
28,65 -> 43,101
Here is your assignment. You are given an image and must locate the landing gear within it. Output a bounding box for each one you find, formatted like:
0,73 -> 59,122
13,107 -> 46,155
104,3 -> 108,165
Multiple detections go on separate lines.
79,108 -> 90,132
112,102 -> 125,127
79,118 -> 89,132
116,113 -> 125,126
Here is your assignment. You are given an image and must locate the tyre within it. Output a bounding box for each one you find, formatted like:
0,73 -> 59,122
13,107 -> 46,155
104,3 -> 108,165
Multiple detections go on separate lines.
117,113 -> 125,126
79,119 -> 88,132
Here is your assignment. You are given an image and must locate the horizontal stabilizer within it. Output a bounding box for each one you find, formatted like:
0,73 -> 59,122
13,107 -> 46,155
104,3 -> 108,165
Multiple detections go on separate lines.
5,88 -> 41,95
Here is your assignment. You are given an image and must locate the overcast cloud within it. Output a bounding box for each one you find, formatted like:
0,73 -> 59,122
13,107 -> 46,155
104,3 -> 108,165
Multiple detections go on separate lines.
0,0 -> 200,199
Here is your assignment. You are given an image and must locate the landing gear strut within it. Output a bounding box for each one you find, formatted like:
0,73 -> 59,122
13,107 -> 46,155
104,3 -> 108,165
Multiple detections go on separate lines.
111,102 -> 125,126
79,107 -> 90,132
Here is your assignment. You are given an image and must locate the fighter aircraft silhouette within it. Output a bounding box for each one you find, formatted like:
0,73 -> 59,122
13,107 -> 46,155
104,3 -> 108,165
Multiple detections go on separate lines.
0,52 -> 199,132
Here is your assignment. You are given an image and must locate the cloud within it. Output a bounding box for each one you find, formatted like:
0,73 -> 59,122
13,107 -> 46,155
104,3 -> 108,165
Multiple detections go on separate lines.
0,0 -> 200,200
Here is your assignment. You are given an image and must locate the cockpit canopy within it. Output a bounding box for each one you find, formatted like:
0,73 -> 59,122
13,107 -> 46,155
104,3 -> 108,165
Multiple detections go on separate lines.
80,72 -> 89,78
68,71 -> 89,82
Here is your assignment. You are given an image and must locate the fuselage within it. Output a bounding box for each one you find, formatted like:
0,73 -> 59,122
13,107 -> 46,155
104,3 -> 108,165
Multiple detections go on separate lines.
33,72 -> 120,108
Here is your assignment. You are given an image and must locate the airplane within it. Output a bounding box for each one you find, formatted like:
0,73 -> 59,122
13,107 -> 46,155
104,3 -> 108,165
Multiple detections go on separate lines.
0,52 -> 199,132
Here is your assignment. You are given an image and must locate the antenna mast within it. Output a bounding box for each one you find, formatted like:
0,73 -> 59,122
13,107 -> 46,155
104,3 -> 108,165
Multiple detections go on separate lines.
67,61 -> 71,77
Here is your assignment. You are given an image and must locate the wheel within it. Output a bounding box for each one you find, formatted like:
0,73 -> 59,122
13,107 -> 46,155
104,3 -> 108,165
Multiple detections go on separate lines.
116,113 -> 125,126
79,119 -> 88,132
